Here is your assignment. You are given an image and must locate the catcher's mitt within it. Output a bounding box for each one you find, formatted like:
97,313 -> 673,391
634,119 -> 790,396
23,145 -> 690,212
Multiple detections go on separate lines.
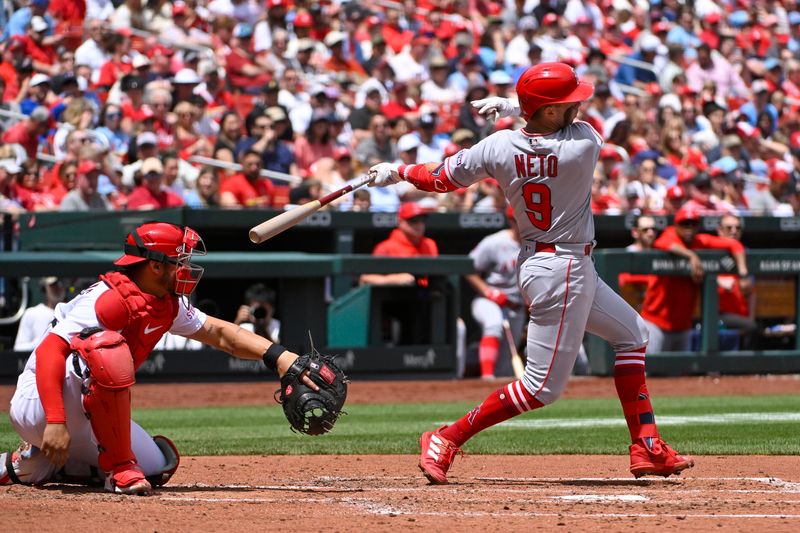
275,353 -> 348,435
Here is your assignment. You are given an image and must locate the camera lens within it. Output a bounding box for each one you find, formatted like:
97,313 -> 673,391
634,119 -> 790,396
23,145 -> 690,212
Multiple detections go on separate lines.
252,306 -> 267,320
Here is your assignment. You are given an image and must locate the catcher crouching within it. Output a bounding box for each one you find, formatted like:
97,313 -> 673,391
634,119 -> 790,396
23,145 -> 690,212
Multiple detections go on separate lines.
0,222 -> 347,495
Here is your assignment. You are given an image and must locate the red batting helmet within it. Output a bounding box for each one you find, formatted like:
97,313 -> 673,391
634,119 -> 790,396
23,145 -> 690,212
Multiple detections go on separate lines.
114,222 -> 206,296
516,62 -> 594,120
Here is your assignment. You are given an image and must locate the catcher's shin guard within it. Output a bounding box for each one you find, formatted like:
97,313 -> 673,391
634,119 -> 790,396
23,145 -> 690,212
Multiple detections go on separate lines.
82,381 -> 137,474
146,435 -> 180,487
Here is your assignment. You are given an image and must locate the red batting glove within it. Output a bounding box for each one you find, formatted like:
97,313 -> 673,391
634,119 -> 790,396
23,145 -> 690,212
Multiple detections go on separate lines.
484,288 -> 508,307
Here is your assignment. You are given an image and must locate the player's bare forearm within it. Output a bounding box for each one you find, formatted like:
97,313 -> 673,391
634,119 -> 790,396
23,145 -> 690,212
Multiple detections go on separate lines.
732,251 -> 748,277
190,315 -> 273,361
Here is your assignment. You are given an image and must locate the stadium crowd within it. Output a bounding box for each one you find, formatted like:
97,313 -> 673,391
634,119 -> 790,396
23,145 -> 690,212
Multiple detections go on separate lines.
1,0 -> 800,218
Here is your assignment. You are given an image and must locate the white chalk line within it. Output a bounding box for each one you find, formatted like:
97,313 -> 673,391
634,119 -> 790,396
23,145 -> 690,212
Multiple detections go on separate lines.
437,411 -> 800,430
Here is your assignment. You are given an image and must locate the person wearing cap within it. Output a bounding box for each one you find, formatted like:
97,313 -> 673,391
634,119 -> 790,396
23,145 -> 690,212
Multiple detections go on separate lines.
18,72 -> 54,116
219,149 -> 276,208
681,171 -> 737,216
420,55 -> 462,106
640,206 -> 749,354
126,157 -> 185,210
323,30 -> 367,79
464,205 -> 525,379
738,79 -> 779,134
613,33 -> 661,89
505,16 -> 539,68
359,202 -> 439,286
388,34 -> 430,84
241,108 -> 297,177
20,15 -> 58,76
396,133 -> 422,166
121,131 -> 160,187
2,105 -> 50,160
225,22 -> 272,93
59,160 -> 112,212
13,277 -> 65,352
416,112 -> 448,163
0,159 -> 25,215
2,0 -> 52,40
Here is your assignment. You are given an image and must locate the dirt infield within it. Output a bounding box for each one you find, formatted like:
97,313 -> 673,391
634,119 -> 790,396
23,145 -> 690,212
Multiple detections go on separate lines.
2,375 -> 800,532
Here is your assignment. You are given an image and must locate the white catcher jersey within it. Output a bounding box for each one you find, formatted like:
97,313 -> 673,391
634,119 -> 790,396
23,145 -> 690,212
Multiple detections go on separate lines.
443,121 -> 603,243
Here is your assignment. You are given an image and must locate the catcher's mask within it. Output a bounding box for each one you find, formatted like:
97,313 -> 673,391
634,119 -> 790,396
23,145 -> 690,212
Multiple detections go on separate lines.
114,222 -> 206,296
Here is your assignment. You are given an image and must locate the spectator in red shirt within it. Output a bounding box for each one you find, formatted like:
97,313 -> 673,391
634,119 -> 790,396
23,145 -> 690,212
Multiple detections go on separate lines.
23,16 -> 58,75
715,214 -> 757,349
219,149 -> 275,208
640,207 -> 749,353
322,31 -> 367,80
224,23 -> 271,94
360,202 -> 438,286
126,157 -> 185,210
2,105 -> 50,160
96,32 -> 133,91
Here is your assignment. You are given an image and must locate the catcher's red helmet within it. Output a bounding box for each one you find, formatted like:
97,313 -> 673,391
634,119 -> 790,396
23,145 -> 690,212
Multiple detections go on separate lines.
516,62 -> 594,120
114,222 -> 206,295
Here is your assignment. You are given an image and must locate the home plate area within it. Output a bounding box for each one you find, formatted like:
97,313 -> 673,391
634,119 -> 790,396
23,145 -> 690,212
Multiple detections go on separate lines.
2,455 -> 800,531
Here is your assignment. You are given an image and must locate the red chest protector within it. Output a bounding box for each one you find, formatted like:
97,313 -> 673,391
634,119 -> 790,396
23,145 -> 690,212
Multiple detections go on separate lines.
95,271 -> 179,369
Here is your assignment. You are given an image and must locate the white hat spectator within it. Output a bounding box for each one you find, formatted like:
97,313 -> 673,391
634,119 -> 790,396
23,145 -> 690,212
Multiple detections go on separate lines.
172,68 -> 201,85
141,157 -> 164,175
136,131 -> 158,147
639,34 -> 662,52
397,133 -> 421,153
751,79 -> 769,94
489,70 -> 513,86
0,159 -> 23,174
197,60 -> 219,77
324,31 -> 347,48
30,73 -> 51,87
519,16 -> 538,31
132,55 -> 151,69
658,93 -> 682,112
30,16 -> 48,33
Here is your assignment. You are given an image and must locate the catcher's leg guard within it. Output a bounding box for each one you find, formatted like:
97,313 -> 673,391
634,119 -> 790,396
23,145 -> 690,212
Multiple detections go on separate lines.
146,435 -> 180,487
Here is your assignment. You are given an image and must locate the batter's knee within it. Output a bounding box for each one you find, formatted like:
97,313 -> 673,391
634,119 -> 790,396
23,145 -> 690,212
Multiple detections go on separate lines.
610,314 -> 649,353
520,375 -> 564,406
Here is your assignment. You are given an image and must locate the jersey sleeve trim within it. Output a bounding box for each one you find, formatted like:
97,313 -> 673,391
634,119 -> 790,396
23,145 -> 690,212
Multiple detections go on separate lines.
442,157 -> 469,188
576,120 -> 605,144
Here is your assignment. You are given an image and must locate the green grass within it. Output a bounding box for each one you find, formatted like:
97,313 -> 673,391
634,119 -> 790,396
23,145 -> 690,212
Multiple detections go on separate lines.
2,395 -> 799,456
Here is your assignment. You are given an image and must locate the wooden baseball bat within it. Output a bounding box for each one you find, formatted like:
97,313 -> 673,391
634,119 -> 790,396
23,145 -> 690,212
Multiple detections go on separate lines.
249,173 -> 375,244
502,319 -> 525,379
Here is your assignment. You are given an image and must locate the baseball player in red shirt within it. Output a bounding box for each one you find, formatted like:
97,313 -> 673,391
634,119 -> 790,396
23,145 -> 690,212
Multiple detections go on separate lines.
369,62 -> 694,484
641,208 -> 750,352
0,222 -> 316,494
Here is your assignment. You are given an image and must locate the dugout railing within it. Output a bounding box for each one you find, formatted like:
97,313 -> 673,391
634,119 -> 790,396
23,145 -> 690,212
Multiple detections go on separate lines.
591,249 -> 800,376
0,252 -> 473,382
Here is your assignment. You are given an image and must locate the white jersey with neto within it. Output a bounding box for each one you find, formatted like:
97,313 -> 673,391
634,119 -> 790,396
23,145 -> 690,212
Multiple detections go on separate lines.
443,121 -> 603,243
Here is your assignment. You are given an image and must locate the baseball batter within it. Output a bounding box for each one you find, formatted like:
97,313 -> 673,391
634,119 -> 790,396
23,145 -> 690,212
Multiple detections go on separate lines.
369,62 -> 694,484
0,222 -> 316,495
466,206 -> 525,379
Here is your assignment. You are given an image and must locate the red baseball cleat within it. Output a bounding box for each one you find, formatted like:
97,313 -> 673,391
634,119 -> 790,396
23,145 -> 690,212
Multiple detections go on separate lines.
418,425 -> 462,485
629,437 -> 695,478
105,463 -> 153,495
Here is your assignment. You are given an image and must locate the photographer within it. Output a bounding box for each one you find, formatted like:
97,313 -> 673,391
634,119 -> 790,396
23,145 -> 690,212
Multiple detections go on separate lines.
233,283 -> 281,343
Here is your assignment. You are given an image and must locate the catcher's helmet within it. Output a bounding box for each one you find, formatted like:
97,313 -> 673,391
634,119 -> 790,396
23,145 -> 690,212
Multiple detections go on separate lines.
114,222 -> 206,296
516,62 -> 594,120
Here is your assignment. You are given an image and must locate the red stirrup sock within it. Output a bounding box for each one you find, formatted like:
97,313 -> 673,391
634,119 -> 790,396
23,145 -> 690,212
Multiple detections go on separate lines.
478,336 -> 501,377
614,347 -> 659,443
440,380 -> 544,447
